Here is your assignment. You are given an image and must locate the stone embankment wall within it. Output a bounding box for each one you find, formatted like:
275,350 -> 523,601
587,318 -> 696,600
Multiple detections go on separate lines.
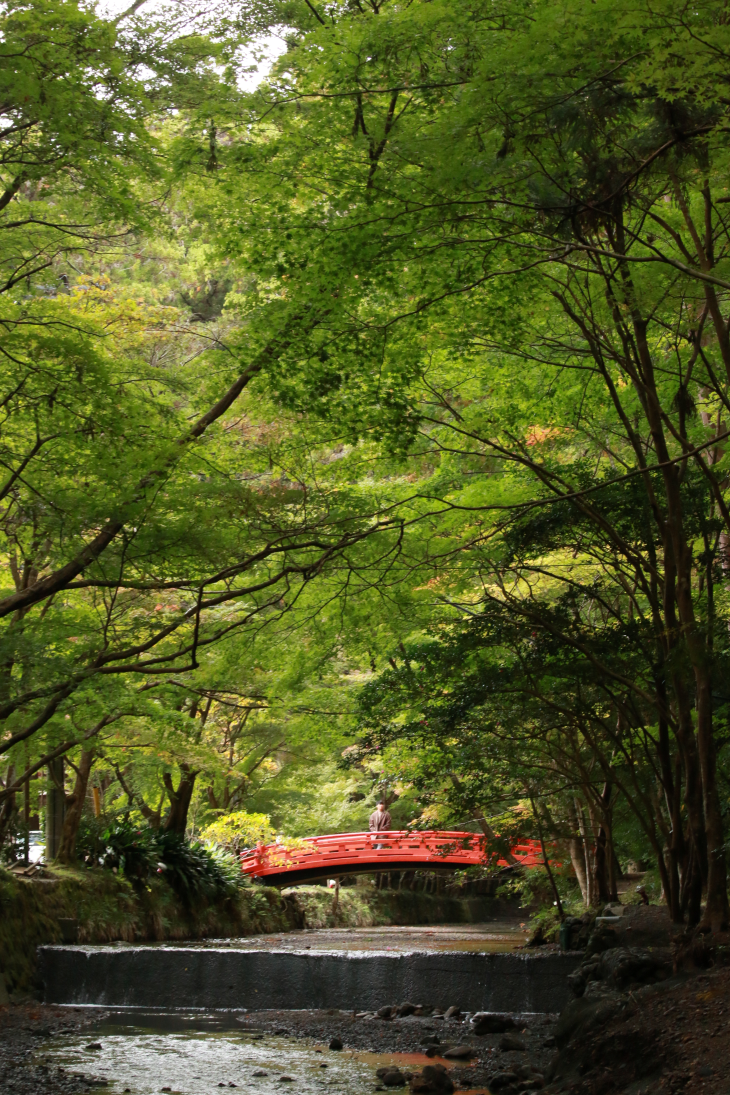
0,867 -> 499,998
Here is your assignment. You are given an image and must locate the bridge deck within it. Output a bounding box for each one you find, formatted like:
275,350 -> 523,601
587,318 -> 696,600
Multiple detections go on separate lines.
239,830 -> 543,884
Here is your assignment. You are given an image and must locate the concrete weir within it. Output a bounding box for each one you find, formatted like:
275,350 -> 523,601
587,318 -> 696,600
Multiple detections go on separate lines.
38,944 -> 581,1013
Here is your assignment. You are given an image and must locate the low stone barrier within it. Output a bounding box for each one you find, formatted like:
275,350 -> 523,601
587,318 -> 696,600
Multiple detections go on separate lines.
38,945 -> 581,1013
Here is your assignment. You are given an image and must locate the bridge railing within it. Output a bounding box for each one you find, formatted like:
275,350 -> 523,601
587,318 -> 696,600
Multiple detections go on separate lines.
239,829 -> 544,879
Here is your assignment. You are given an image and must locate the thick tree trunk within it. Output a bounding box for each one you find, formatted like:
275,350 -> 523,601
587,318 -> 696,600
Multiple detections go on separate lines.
593,783 -> 614,905
163,764 -> 198,835
594,827 -> 612,905
681,836 -> 703,925
57,750 -> 95,864
0,764 -> 16,852
46,758 -> 65,860
653,685 -> 685,922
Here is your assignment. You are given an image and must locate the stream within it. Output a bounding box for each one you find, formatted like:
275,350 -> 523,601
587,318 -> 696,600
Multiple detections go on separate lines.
35,1013 -> 487,1095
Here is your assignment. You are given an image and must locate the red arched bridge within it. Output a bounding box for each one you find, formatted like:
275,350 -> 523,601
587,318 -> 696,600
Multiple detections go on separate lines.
239,830 -> 544,885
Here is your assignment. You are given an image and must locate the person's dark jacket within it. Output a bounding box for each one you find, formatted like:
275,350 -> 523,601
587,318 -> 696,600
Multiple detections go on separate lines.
369,808 -> 391,832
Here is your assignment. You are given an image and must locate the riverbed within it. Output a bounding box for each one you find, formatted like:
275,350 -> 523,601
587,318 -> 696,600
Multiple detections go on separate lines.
24,1006 -> 558,1095
5,923 -> 563,1095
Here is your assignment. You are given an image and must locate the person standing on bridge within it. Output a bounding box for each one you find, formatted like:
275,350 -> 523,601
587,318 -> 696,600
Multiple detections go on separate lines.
369,800 -> 391,848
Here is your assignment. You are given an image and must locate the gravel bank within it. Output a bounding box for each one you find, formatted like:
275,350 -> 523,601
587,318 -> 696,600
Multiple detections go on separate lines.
239,1007 -> 559,1090
0,1004 -> 110,1095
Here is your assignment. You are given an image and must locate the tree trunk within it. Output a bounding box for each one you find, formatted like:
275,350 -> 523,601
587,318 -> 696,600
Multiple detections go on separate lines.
113,763 -> 162,827
593,783 -> 614,905
695,667 -> 730,930
163,764 -> 198,835
566,799 -> 589,904
575,799 -> 596,905
0,764 -> 16,852
681,835 -> 703,926
568,837 -> 589,904
656,700 -> 684,923
46,758 -> 65,860
57,750 -> 95,864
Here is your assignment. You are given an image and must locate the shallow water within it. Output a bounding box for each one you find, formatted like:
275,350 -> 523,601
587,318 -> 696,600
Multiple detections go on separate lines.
38,1016 -> 489,1095
183,923 -> 529,956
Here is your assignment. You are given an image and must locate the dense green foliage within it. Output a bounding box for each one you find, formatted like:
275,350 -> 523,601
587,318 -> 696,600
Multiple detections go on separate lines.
4,0 -> 730,931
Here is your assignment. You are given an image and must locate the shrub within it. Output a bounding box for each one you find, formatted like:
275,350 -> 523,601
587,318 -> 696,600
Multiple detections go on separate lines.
154,832 -> 241,904
78,821 -> 242,906
75,815 -> 112,868
99,820 -> 157,880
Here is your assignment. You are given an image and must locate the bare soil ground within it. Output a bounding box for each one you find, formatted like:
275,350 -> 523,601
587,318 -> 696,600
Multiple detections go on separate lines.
545,966 -> 730,1095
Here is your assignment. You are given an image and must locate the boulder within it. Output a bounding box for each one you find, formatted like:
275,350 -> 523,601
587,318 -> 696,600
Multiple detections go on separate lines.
583,924 -> 619,957
443,1007 -> 461,1020
442,1046 -> 473,1059
471,1013 -> 516,1035
558,914 -> 594,952
376,1069 -> 407,1087
409,1064 -> 455,1095
377,1006 -> 396,1019
329,1037 -> 343,1050
398,1003 -> 417,1017
553,993 -> 628,1049
601,946 -> 672,989
568,946 -> 672,998
609,904 -> 676,949
499,1034 -> 526,1052
488,1074 -> 518,1092
516,1064 -> 544,1089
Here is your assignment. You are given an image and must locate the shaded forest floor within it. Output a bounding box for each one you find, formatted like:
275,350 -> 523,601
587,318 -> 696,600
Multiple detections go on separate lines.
546,964 -> 730,1094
